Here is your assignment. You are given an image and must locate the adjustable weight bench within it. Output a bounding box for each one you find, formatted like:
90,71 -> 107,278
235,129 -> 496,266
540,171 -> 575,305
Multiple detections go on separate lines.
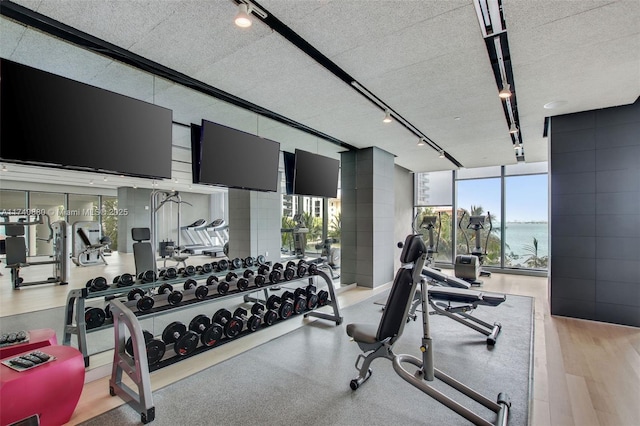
406,267 -> 505,345
72,227 -> 108,266
347,234 -> 511,426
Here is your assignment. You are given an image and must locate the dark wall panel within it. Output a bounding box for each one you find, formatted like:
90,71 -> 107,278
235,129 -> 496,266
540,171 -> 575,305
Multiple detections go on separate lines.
550,98 -> 640,327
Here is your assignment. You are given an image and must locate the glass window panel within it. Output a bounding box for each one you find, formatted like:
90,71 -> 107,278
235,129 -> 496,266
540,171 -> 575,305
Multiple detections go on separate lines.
67,194 -> 100,226
415,170 -> 453,206
0,190 -> 27,240
456,178 -> 502,267
29,192 -> 65,256
504,174 -> 549,269
102,196 -> 118,253
456,166 -> 501,180
415,206 -> 453,262
505,161 -> 548,176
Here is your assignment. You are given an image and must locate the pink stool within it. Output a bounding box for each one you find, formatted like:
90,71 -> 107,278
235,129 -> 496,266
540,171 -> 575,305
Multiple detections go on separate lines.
1,345 -> 85,426
0,329 -> 57,360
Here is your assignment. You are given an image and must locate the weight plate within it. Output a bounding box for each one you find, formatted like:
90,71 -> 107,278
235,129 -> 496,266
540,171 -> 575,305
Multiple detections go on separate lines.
201,324 -> 223,346
297,259 -> 307,268
251,304 -> 264,316
184,265 -> 196,276
264,310 -> 278,326
282,291 -> 293,301
283,268 -> 295,281
225,272 -> 237,282
212,309 -> 232,326
183,278 -> 198,290
202,263 -> 213,274
104,304 -> 112,319
217,259 -> 229,271
158,283 -> 173,294
211,262 -> 218,271
146,339 -> 166,365
307,293 -> 319,310
206,275 -> 219,285
233,307 -> 247,318
237,278 -> 249,291
256,255 -> 266,265
86,279 -> 93,288
162,321 -> 186,344
308,264 -> 318,275
174,330 -> 199,356
217,281 -> 229,295
297,265 -> 307,278
91,276 -> 109,291
279,302 -> 293,319
266,295 -> 280,310
196,265 -> 204,273
244,257 -> 255,267
128,288 -> 145,301
293,297 -> 306,315
254,275 -> 266,287
243,269 -> 254,279
273,263 -> 283,270
164,267 -> 177,280
118,273 -> 134,287
189,314 -> 211,333
167,291 -> 183,306
112,276 -> 120,284
224,318 -> 243,338
231,258 -> 243,270
317,290 -> 329,306
294,288 -> 305,298
258,265 -> 270,275
195,285 -> 209,300
137,296 -> 155,312
247,316 -> 261,332
177,267 -> 185,274
142,270 -> 156,283
125,330 -> 153,356
286,261 -> 296,269
85,307 -> 106,329
269,270 -> 280,284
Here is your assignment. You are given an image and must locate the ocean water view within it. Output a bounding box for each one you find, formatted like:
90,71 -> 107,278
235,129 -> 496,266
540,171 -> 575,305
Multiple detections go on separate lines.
502,222 -> 549,258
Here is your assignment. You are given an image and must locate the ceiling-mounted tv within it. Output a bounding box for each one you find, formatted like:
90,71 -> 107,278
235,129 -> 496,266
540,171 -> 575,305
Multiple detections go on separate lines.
196,120 -> 280,192
293,149 -> 339,198
0,59 -> 173,179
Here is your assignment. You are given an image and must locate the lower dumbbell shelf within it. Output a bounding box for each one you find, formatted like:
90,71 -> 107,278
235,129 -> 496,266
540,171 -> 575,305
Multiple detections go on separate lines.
109,266 -> 341,424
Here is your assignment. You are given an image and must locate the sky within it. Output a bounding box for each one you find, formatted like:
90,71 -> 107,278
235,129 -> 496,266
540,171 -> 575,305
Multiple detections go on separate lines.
457,174 -> 548,222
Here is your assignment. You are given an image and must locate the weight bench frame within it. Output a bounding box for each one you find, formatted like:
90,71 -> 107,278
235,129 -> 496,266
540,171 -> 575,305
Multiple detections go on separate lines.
72,227 -> 108,267
347,234 -> 511,426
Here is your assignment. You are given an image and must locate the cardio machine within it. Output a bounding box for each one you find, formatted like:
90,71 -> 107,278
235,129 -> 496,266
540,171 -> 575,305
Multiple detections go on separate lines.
292,214 -> 309,258
455,211 -> 492,286
346,234 -> 511,425
202,219 -> 228,258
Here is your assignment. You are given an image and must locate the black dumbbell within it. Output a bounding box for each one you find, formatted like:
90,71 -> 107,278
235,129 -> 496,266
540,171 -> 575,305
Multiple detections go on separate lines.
256,254 -> 266,265
228,258 -> 242,270
189,314 -> 223,347
157,283 -> 183,306
137,270 -> 157,283
201,263 -> 213,274
125,330 -> 166,366
162,322 -> 199,356
242,269 -> 266,287
243,256 -> 255,268
282,290 -> 307,315
215,259 -> 229,271
184,279 -> 209,300
294,285 -> 319,310
296,260 -> 318,277
250,303 -> 278,326
127,288 -> 155,311
212,308 -> 243,338
204,275 -> 228,295
317,290 -> 329,306
233,307 -> 261,332
272,262 -> 295,282
257,264 -> 270,276
180,265 -> 196,277
85,307 -> 106,329
159,267 -> 178,280
266,295 -> 294,319
225,272 -> 249,291
113,273 -> 135,287
86,276 -> 109,292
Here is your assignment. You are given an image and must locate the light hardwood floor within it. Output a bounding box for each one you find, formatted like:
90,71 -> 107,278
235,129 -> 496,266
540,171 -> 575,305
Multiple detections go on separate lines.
1,255 -> 639,425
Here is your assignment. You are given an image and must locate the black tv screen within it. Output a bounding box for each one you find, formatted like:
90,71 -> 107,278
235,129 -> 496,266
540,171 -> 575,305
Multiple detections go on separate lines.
197,120 -> 280,192
0,59 -> 172,179
293,149 -> 339,198
190,123 -> 202,183
283,151 -> 295,195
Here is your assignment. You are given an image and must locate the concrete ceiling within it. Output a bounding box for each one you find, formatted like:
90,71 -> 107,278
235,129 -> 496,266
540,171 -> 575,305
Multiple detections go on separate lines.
1,0 -> 639,193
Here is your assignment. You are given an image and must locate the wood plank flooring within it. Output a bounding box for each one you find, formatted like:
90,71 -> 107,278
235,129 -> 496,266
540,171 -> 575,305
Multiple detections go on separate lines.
1,254 -> 639,425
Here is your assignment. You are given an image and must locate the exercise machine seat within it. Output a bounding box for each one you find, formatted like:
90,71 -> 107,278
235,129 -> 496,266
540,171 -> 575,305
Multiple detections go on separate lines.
132,228 -> 155,277
422,267 -> 470,289
428,286 -> 506,307
4,225 -> 27,267
1,345 -> 85,426
346,324 -> 378,344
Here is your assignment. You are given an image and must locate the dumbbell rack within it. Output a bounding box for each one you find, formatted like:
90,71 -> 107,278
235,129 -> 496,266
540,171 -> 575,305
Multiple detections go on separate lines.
62,265 -> 275,367
109,266 -> 341,424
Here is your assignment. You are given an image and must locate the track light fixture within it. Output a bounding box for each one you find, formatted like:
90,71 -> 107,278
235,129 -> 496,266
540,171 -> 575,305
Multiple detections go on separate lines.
509,123 -> 518,134
417,138 -> 425,146
383,110 -> 392,123
499,80 -> 512,99
1,164 -> 6,172
439,150 -> 445,158
513,142 -> 521,150
89,180 -> 94,185
234,3 -> 252,27
103,176 -> 108,182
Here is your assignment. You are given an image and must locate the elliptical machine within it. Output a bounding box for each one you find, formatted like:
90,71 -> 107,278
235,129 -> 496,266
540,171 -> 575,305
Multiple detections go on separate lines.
414,212 -> 441,269
455,211 -> 492,286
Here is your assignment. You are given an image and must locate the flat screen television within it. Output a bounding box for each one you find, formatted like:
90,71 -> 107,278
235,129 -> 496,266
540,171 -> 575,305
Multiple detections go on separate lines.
293,149 -> 340,198
196,120 -> 280,192
0,58 -> 173,179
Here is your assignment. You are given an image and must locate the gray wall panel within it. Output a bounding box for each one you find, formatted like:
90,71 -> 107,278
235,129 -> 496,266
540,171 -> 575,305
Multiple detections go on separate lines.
595,303 -> 640,327
552,214 -> 595,237
550,128 -> 596,154
595,281 -> 640,307
551,172 -> 595,195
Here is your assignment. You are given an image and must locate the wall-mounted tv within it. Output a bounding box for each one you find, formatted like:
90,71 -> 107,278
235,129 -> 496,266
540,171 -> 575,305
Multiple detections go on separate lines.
293,149 -> 339,198
0,59 -> 173,179
195,120 -> 280,192
283,151 -> 295,195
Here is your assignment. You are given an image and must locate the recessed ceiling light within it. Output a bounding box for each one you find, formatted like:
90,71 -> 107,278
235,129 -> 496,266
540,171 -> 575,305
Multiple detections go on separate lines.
544,100 -> 568,109
454,117 -> 461,121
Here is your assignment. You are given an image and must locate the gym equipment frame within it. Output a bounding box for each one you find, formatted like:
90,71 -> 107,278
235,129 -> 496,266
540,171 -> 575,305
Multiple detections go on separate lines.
347,234 -> 510,426
108,266 -> 342,423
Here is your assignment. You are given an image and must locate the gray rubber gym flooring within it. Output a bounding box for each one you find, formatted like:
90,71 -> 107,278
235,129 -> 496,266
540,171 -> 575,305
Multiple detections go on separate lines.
81,291 -> 533,426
